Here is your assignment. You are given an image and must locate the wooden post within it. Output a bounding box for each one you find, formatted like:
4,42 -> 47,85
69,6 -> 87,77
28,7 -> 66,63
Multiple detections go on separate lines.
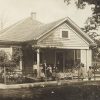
94,67 -> 96,80
54,50 -> 56,68
4,66 -> 6,84
63,51 -> 65,72
44,62 -> 47,81
94,60 -> 96,81
37,49 -> 40,78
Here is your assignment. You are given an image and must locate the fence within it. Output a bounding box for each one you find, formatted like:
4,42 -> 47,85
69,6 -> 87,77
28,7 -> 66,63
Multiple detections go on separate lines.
1,65 -> 100,84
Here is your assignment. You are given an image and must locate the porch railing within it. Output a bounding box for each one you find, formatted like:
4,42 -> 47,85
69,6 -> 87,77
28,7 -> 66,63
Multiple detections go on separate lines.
1,66 -> 100,84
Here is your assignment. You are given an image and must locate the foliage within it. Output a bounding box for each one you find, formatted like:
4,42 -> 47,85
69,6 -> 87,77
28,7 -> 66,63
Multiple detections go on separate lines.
64,0 -> 100,62
64,0 -> 100,27
64,0 -> 100,45
12,47 -> 22,65
0,50 -> 8,63
0,50 -> 16,67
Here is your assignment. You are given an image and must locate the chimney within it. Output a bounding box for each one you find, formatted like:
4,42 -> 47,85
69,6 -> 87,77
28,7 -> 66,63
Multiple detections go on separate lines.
31,12 -> 36,20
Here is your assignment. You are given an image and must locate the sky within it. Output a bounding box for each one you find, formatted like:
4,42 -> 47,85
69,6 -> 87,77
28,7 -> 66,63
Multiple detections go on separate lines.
0,0 -> 93,28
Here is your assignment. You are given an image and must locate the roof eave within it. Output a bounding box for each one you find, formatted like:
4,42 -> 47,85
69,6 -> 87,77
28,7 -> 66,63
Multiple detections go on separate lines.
66,17 -> 95,44
0,40 -> 35,46
36,17 -> 95,45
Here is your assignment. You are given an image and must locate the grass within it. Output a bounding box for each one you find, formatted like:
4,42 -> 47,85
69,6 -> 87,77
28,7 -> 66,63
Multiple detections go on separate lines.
0,81 -> 100,100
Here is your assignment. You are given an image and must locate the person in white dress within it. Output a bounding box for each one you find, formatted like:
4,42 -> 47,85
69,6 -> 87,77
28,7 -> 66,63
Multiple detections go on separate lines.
79,63 -> 86,80
87,66 -> 93,80
33,62 -> 38,78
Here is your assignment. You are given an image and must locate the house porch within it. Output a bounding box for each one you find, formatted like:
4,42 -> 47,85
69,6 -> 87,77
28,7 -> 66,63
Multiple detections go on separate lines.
33,48 -> 80,72
30,48 -> 92,77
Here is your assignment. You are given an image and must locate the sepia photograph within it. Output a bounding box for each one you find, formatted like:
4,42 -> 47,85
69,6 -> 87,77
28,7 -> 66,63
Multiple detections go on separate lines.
0,0 -> 99,100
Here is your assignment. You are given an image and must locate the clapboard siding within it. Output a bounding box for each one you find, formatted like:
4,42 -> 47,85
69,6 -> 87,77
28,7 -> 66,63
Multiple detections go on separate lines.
37,23 -> 89,49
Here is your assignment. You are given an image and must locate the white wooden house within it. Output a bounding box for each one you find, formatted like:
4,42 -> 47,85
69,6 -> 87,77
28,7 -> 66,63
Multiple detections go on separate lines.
0,13 -> 96,75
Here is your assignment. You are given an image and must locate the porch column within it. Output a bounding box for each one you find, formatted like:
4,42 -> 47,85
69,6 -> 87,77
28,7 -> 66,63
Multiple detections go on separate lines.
19,57 -> 22,70
19,48 -> 22,71
86,49 -> 92,70
37,49 -> 40,77
73,50 -> 75,65
81,50 -> 87,70
9,46 -> 13,60
81,49 -> 92,71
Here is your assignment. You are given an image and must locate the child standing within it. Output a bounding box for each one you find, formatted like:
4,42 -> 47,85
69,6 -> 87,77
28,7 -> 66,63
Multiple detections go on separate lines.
87,66 -> 93,80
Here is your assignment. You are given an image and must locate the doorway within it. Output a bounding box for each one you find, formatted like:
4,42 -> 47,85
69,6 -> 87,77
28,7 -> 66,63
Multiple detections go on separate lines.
56,52 -> 63,72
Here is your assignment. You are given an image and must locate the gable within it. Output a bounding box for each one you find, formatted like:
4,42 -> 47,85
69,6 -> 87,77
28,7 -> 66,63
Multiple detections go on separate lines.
37,23 -> 90,49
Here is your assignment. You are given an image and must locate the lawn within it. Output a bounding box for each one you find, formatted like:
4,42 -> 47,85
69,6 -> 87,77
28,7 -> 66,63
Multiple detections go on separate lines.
0,81 -> 100,100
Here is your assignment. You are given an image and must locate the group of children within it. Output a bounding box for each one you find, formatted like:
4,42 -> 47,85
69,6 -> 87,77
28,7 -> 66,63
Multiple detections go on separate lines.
39,64 -> 53,80
33,62 -> 57,80
33,62 -> 94,81
78,63 -> 94,80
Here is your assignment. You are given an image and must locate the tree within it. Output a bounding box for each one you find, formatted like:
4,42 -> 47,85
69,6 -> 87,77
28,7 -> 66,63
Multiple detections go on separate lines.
64,0 -> 100,39
64,0 -> 100,66
64,0 -> 100,25
12,47 -> 23,66
0,50 -> 8,65
0,50 -> 15,84
0,50 -> 15,67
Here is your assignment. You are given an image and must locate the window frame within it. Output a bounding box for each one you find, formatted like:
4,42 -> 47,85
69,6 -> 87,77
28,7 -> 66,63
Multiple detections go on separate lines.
60,29 -> 70,39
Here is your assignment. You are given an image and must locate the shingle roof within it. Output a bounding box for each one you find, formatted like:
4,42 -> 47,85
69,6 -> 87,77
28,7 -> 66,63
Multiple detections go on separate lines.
0,17 -> 43,43
0,17 -> 95,45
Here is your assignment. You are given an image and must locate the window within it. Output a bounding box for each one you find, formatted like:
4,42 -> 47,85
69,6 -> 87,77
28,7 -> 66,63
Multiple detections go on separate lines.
75,50 -> 81,64
62,31 -> 68,38
60,29 -> 69,39
75,50 -> 80,60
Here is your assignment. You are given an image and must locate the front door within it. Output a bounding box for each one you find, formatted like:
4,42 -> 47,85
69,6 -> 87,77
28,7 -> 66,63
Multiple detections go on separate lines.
56,52 -> 63,72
